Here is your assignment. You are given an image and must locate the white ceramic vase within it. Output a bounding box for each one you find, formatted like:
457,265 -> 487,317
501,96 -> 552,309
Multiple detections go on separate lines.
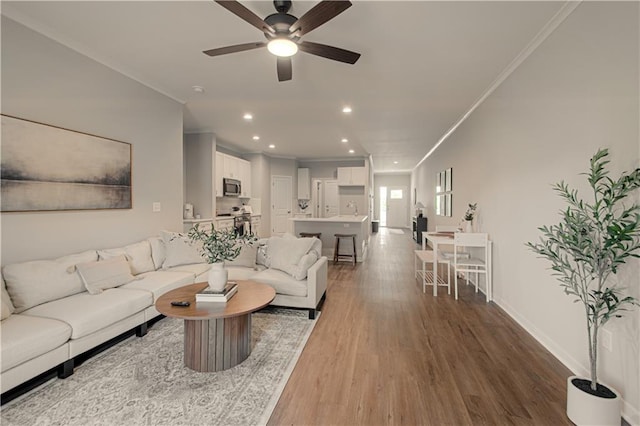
207,262 -> 228,292
566,376 -> 621,426
464,220 -> 473,233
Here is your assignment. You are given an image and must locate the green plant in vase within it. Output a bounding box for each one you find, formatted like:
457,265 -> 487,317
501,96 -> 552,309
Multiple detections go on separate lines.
526,148 -> 640,425
188,223 -> 257,291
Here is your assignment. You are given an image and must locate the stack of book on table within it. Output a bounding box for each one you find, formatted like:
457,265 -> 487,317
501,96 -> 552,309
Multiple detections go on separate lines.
196,282 -> 238,303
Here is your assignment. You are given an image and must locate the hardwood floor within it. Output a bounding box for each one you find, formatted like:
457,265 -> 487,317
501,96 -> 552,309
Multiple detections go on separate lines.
268,228 -> 573,426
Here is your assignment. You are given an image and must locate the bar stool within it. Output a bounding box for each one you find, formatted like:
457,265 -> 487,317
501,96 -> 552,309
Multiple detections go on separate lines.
334,234 -> 357,265
300,232 -> 321,238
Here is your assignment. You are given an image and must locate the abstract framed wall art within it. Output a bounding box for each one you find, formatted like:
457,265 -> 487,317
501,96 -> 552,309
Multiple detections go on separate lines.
1,115 -> 132,212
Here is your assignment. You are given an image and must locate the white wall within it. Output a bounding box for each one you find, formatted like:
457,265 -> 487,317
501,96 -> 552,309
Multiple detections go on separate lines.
412,3 -> 639,420
1,17 -> 184,265
184,133 -> 215,219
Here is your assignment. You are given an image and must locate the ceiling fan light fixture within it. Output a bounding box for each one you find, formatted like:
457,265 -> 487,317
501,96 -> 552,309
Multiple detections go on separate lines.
267,38 -> 298,57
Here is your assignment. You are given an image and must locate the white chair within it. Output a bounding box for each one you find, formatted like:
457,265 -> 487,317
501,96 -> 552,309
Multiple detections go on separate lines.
452,233 -> 491,302
414,250 -> 451,295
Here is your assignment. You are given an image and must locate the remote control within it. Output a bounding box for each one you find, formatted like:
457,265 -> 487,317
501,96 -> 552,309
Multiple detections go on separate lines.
171,301 -> 190,307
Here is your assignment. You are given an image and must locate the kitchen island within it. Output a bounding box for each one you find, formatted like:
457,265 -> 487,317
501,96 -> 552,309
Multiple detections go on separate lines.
290,215 -> 369,262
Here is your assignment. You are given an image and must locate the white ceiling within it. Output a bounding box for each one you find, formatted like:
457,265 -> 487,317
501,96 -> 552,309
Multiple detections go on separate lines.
2,1 -> 565,172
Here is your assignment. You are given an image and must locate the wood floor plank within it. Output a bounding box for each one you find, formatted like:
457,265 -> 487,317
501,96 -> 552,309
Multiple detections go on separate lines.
268,229 -> 573,425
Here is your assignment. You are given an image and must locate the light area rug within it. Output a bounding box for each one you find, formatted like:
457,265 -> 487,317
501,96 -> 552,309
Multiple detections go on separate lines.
386,228 -> 405,234
1,308 -> 317,426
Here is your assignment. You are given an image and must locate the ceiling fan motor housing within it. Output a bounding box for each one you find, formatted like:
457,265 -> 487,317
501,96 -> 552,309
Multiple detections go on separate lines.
264,12 -> 298,40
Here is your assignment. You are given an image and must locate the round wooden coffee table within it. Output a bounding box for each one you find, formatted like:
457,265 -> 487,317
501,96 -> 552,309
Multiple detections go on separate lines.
156,280 -> 275,372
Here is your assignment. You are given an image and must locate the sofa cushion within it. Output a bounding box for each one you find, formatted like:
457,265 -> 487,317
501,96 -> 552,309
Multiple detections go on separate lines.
225,245 -> 257,269
1,275 -> 15,320
21,288 -> 151,340
267,235 -> 316,279
161,231 -> 203,269
3,250 -> 98,313
290,251 -> 319,280
98,240 -> 155,275
76,255 -> 135,295
250,268 -> 308,297
167,263 -> 210,278
120,270 -> 195,301
1,314 -> 72,372
226,266 -> 260,281
148,236 -> 166,270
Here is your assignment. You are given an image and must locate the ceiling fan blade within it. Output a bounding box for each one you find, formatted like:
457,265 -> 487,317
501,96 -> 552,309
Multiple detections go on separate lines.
289,0 -> 351,36
298,41 -> 360,64
215,1 -> 274,34
277,57 -> 292,82
203,42 -> 266,57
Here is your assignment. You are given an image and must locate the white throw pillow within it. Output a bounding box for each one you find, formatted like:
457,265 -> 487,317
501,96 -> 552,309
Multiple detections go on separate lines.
76,255 -> 135,295
147,236 -> 166,270
290,250 -> 319,280
225,245 -> 257,269
1,275 -> 15,320
255,238 -> 270,267
267,235 -> 316,279
98,240 -> 155,275
161,231 -> 204,269
3,250 -> 98,313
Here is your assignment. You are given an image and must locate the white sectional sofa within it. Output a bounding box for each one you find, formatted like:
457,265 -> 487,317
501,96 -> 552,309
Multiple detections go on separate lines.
0,232 -> 327,397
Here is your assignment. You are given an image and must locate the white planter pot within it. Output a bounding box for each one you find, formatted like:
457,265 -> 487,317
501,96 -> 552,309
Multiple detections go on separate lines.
207,262 -> 228,292
464,220 -> 473,233
566,376 -> 621,426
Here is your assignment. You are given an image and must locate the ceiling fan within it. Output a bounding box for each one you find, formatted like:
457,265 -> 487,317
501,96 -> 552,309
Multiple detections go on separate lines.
203,0 -> 361,82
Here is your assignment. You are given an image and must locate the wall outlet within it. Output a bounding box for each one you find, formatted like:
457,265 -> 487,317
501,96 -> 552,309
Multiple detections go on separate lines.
152,202 -> 161,212
601,329 -> 612,352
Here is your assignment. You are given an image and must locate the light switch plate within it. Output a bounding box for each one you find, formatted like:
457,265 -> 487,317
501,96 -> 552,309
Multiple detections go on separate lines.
152,202 -> 161,212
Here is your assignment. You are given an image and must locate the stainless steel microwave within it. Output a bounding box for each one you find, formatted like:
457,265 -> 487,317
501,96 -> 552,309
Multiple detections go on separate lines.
223,178 -> 241,196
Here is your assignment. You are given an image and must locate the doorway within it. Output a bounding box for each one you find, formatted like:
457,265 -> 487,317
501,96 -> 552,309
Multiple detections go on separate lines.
379,186 -> 408,228
271,175 -> 292,236
312,179 -> 339,218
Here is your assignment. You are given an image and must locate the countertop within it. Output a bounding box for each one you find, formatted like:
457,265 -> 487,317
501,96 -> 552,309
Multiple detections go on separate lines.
289,215 -> 368,223
183,214 -> 261,223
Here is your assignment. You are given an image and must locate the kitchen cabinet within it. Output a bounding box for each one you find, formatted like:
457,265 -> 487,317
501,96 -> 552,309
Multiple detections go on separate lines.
297,168 -> 310,199
223,154 -> 240,179
239,160 -> 252,198
215,152 -> 251,198
215,217 -> 234,232
251,215 -> 261,237
337,167 -> 366,186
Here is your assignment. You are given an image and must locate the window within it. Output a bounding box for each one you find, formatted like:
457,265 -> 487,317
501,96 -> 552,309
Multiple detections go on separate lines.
390,189 -> 403,199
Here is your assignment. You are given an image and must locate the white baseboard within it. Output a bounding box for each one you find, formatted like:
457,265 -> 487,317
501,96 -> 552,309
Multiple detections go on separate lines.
493,297 -> 638,425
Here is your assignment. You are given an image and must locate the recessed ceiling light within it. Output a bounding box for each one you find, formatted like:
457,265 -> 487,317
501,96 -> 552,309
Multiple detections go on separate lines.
394,161 -> 398,164
348,149 -> 355,154
192,85 -> 205,93
252,135 -> 260,141
341,138 -> 348,143
243,113 -> 253,120
342,106 -> 352,114
268,144 -> 275,149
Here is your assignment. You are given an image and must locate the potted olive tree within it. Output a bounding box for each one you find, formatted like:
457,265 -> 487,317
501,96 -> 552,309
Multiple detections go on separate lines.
188,223 -> 256,291
527,148 -> 640,425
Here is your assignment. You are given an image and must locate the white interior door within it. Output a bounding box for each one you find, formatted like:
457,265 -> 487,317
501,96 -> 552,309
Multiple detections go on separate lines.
387,186 -> 408,228
323,180 -> 339,218
271,175 -> 292,236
